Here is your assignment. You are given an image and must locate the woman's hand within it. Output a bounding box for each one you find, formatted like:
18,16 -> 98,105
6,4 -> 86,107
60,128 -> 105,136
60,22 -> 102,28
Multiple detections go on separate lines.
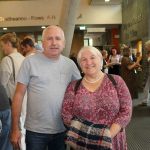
109,123 -> 122,138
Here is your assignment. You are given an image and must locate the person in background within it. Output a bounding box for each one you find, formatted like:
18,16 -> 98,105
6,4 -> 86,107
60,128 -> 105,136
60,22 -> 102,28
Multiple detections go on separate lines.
62,46 -> 132,150
0,32 -> 26,150
135,51 -> 142,66
20,37 -> 37,57
120,47 -> 141,99
34,42 -> 43,52
0,82 -> 12,150
101,49 -> 109,73
107,48 -> 121,75
140,40 -> 150,106
0,33 -> 25,100
129,50 -> 136,62
22,35 -> 43,52
10,25 -> 81,150
70,52 -> 83,77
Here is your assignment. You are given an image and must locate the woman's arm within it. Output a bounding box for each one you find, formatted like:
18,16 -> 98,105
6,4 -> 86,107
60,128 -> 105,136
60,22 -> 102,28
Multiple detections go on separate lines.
61,82 -> 76,126
127,61 -> 141,70
111,76 -> 132,136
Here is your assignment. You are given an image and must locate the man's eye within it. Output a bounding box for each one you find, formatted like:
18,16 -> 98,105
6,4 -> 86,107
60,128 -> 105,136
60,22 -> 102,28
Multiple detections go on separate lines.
56,37 -> 61,40
91,56 -> 95,59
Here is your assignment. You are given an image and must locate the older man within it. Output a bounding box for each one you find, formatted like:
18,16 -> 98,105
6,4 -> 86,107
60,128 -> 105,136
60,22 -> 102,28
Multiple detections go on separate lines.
10,25 -> 81,150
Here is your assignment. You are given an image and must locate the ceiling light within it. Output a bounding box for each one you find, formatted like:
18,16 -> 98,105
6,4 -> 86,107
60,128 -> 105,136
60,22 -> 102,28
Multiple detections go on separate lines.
41,26 -> 46,29
105,0 -> 110,2
87,28 -> 105,33
3,27 -> 7,30
79,26 -> 86,30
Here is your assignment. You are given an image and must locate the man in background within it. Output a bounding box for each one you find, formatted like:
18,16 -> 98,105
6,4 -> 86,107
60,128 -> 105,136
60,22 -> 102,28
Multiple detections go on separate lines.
20,37 -> 37,57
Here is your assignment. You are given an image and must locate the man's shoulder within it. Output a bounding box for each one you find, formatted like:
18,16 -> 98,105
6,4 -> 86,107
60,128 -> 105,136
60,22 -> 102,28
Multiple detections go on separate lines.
24,52 -> 41,61
60,55 -> 75,64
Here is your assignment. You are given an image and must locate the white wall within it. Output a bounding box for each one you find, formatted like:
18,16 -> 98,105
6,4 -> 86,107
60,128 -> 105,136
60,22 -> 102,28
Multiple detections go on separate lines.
0,0 -> 122,27
0,0 -> 63,27
77,0 -> 122,24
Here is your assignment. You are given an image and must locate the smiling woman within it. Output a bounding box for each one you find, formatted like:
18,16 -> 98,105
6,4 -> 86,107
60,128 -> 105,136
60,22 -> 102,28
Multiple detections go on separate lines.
62,46 -> 132,150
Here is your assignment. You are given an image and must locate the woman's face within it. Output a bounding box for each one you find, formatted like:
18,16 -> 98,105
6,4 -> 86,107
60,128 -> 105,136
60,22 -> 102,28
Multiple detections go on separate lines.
0,41 -> 10,55
79,50 -> 101,76
111,49 -> 117,55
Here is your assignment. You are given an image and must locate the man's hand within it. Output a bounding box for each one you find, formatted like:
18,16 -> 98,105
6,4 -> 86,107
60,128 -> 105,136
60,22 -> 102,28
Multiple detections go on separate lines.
10,129 -> 22,150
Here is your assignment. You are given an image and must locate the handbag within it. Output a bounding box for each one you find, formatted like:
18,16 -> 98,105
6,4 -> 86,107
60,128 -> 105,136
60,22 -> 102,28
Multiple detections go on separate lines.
66,116 -> 112,150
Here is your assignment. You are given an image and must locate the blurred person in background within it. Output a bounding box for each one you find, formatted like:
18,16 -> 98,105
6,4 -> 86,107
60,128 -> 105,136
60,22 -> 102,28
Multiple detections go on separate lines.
0,82 -> 12,150
140,40 -> 150,106
0,32 -> 26,150
120,47 -> 141,99
20,37 -> 37,57
107,48 -> 121,75
101,49 -> 109,73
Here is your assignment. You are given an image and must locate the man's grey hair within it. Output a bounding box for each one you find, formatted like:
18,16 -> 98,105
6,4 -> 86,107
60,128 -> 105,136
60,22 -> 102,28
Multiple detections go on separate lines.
41,25 -> 65,41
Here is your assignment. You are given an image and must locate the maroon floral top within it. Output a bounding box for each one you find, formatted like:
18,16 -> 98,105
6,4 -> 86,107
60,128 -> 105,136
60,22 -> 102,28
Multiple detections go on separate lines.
62,74 -> 132,150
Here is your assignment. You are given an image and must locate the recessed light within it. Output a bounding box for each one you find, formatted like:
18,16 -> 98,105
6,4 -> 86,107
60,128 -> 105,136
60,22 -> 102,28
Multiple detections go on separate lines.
41,26 -> 46,29
3,27 -> 7,30
79,26 -> 86,30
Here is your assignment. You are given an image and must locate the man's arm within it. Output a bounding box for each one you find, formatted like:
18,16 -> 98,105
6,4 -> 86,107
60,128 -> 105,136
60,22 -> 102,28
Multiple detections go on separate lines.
10,82 -> 27,150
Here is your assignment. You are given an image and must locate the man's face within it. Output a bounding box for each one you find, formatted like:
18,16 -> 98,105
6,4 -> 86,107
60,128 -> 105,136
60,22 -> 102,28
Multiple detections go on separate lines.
42,27 -> 65,59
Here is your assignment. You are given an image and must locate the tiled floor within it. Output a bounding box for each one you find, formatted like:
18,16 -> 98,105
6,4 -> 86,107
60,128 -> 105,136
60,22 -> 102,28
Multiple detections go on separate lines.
126,105 -> 150,150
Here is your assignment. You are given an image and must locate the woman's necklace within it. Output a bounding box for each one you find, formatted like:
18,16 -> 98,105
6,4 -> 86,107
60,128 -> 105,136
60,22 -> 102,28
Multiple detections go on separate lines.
84,75 -> 101,84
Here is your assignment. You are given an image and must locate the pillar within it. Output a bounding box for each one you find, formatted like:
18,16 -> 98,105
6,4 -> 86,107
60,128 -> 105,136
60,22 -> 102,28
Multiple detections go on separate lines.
59,0 -> 80,57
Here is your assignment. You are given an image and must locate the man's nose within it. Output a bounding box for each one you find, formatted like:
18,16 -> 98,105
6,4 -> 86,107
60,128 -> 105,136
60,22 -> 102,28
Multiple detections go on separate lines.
51,39 -> 56,45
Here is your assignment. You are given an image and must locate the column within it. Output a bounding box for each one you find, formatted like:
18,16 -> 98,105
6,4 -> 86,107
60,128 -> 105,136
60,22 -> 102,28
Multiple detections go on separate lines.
59,0 -> 80,57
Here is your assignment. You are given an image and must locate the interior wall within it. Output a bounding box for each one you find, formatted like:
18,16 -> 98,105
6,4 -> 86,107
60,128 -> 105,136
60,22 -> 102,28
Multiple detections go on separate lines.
77,0 -> 122,24
70,31 -> 84,57
0,0 -> 63,27
0,0 -> 122,27
122,0 -> 149,43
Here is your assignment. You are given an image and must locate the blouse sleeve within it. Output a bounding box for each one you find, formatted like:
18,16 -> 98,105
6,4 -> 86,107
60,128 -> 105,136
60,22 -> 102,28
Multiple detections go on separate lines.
0,57 -> 12,89
61,81 -> 76,126
112,76 -> 132,128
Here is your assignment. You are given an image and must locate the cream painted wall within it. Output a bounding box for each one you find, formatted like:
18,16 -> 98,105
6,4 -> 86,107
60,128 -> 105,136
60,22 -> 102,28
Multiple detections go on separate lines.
0,0 -> 63,27
77,0 -> 122,24
0,0 -> 122,27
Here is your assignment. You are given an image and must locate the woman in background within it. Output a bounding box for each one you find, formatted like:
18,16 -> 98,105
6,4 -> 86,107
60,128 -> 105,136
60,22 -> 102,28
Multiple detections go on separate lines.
107,48 -> 121,75
120,47 -> 141,99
